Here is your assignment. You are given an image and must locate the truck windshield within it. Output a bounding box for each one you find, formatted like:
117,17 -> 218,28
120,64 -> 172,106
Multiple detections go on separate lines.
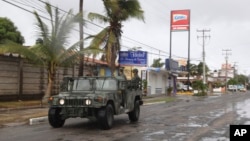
61,78 -> 117,91
96,79 -> 117,91
72,79 -> 92,91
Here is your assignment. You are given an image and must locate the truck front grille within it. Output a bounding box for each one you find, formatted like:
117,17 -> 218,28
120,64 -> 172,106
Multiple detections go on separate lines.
65,99 -> 85,106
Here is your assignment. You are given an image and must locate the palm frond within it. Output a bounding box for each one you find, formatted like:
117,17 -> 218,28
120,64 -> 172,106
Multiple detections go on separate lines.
0,40 -> 43,64
45,2 -> 54,32
33,11 -> 49,40
118,0 -> 144,21
87,27 -> 110,49
29,44 -> 53,61
103,0 -> 119,17
56,10 -> 77,46
56,40 -> 81,65
88,13 -> 109,23
54,6 -> 60,37
82,46 -> 104,56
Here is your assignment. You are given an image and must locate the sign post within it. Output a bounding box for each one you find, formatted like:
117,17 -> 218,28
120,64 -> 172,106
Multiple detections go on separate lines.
170,10 -> 191,87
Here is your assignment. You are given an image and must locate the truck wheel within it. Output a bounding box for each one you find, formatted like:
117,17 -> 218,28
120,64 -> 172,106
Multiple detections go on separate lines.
98,104 -> 114,130
48,108 -> 65,128
128,100 -> 140,122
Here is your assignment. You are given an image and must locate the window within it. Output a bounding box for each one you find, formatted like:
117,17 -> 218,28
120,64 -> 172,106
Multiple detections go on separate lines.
72,79 -> 92,91
96,79 -> 117,90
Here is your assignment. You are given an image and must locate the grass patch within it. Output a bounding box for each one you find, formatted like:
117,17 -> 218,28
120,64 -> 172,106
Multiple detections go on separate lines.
0,100 -> 42,108
0,110 -> 48,125
177,92 -> 194,95
145,97 -> 176,103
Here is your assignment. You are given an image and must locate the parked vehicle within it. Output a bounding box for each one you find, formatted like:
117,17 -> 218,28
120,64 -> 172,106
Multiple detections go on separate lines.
177,82 -> 193,91
48,76 -> 143,130
182,85 -> 193,91
228,84 -> 246,92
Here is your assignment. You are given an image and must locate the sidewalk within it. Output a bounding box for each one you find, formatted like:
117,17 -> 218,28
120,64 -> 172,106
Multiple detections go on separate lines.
0,94 -> 190,127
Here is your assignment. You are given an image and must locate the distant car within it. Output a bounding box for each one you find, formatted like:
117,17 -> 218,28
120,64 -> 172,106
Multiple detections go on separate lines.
182,85 -> 193,91
239,88 -> 247,92
177,84 -> 193,91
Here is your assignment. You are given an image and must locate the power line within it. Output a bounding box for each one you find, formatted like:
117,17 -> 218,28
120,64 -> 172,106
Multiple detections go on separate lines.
2,0 -> 50,21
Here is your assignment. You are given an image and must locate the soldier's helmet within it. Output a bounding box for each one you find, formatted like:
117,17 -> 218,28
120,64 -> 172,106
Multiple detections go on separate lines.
132,68 -> 138,73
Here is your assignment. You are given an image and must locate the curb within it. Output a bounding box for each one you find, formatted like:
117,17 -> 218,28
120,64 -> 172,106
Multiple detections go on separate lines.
29,116 -> 48,125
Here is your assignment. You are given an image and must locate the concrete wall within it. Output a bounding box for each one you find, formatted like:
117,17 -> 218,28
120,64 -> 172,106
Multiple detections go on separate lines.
0,54 -> 115,101
0,55 -> 79,101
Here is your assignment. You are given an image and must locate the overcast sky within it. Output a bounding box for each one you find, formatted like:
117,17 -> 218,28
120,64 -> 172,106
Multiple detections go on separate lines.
1,0 -> 250,74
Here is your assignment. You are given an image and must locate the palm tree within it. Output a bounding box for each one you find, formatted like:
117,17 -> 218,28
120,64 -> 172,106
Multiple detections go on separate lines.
189,63 -> 198,76
0,2 -> 82,101
86,0 -> 144,76
197,62 -> 210,76
150,58 -> 165,68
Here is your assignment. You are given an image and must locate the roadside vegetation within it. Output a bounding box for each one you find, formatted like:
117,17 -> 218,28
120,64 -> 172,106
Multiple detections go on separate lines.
0,100 -> 43,109
143,96 -> 176,103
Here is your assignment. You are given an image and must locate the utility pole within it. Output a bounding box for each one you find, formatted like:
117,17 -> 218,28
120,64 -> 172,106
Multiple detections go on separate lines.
233,62 -> 238,81
222,49 -> 231,94
197,29 -> 210,84
78,0 -> 84,76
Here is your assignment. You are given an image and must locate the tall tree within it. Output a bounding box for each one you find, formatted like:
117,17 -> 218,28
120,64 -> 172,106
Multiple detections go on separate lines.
87,0 -> 144,76
0,2 -> 82,102
0,17 -> 24,45
197,62 -> 210,76
189,63 -> 198,76
150,58 -> 164,68
238,74 -> 249,84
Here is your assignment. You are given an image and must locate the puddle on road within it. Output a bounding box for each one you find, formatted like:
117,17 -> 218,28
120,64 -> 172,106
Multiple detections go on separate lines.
178,122 -> 208,128
147,130 -> 165,136
141,97 -> 250,141
201,137 -> 229,141
143,130 -> 166,141
178,116 -> 210,128
235,99 -> 250,119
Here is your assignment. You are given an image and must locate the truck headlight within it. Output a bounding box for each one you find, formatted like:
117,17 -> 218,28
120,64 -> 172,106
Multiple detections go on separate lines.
59,99 -> 65,105
85,99 -> 91,105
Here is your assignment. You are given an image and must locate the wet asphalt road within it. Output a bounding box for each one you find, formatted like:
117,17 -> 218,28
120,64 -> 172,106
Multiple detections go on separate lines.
1,93 -> 250,141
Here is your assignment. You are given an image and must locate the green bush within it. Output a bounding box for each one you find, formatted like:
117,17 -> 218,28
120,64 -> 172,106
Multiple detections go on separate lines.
192,80 -> 207,96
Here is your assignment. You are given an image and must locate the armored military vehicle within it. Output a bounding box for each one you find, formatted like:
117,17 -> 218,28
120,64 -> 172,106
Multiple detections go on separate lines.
48,76 -> 143,130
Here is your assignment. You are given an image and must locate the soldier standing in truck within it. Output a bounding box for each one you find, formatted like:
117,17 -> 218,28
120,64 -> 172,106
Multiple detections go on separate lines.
119,68 -> 127,80
131,68 -> 141,89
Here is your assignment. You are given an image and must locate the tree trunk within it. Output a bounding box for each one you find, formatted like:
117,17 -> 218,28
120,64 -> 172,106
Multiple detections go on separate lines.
43,77 -> 53,102
42,64 -> 55,104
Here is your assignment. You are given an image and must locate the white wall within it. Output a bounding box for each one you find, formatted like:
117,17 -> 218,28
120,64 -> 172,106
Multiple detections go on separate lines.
147,70 -> 170,95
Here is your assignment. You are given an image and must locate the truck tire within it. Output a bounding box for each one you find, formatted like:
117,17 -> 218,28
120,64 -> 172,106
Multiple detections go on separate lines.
48,108 -> 65,128
98,104 -> 114,130
128,100 -> 140,122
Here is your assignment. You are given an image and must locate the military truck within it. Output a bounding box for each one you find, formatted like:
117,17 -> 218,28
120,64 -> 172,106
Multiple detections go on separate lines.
48,76 -> 143,130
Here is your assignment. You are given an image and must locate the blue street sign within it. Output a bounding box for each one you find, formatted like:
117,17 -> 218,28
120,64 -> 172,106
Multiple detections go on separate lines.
119,51 -> 148,66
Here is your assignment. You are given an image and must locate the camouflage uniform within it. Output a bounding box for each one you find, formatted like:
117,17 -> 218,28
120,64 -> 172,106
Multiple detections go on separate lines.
131,69 -> 141,89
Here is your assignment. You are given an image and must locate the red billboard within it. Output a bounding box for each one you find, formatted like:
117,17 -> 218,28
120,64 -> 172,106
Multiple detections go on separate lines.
171,10 -> 190,31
